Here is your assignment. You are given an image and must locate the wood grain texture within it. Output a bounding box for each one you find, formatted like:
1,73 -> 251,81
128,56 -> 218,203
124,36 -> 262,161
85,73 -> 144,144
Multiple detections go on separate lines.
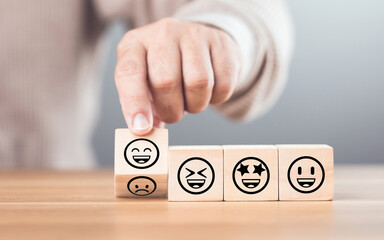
277,145 -> 334,200
168,146 -> 223,201
114,128 -> 168,175
114,128 -> 168,198
223,145 -> 278,201
0,165 -> 383,240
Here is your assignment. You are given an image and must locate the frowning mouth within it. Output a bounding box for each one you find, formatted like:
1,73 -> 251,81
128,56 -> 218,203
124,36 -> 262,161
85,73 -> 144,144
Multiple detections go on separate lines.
132,155 -> 151,164
242,179 -> 260,188
135,189 -> 149,194
297,178 -> 315,188
187,179 -> 206,189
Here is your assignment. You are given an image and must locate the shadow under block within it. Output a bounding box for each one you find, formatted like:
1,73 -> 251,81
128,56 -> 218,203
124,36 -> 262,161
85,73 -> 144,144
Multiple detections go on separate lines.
277,145 -> 333,201
114,128 -> 168,198
168,146 -> 224,201
223,145 -> 278,201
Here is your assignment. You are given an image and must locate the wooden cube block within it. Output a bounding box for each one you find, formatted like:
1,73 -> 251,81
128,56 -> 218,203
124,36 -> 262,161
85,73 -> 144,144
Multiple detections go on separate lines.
277,145 -> 333,201
114,128 -> 168,198
168,146 -> 223,201
223,145 -> 278,201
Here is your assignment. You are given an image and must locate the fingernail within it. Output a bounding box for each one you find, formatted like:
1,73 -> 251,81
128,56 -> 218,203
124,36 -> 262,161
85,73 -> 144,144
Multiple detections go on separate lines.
132,113 -> 149,131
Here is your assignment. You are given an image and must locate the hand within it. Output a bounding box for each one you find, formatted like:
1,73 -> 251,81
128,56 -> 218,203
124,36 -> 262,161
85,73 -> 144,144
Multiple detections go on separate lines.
115,18 -> 242,135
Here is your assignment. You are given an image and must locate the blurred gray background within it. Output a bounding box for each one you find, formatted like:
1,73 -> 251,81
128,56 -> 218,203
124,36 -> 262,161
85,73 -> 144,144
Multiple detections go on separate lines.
93,0 -> 384,165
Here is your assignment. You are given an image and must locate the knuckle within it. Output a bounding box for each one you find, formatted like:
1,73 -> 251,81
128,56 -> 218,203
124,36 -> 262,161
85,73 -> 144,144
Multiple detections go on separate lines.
211,79 -> 235,104
216,80 -> 233,95
157,17 -> 179,31
212,30 -> 233,47
187,24 -> 204,36
163,111 -> 184,123
115,60 -> 143,79
117,34 -> 136,54
187,103 -> 207,114
185,74 -> 213,91
127,95 -> 147,105
151,77 -> 177,93
218,31 -> 232,44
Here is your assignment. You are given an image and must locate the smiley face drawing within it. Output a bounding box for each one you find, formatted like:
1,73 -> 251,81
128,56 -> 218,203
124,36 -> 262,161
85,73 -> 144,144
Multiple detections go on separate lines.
232,157 -> 270,194
124,138 -> 159,169
127,176 -> 157,196
177,157 -> 215,195
287,156 -> 325,194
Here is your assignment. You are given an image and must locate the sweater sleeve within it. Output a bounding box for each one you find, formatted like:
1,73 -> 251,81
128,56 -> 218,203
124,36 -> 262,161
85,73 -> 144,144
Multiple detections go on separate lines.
173,0 -> 294,121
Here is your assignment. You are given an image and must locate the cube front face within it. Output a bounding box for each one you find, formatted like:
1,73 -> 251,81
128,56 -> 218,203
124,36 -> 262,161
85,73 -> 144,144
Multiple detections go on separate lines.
168,146 -> 223,201
115,174 -> 167,198
223,145 -> 278,201
114,128 -> 168,198
278,145 -> 333,201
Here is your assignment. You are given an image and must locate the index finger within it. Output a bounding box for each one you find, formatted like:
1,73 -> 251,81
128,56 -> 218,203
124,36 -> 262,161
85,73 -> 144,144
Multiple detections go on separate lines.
115,41 -> 153,135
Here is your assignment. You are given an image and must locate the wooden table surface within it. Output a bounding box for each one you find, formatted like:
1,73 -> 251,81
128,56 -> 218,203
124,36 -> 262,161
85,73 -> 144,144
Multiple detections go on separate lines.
0,165 -> 383,240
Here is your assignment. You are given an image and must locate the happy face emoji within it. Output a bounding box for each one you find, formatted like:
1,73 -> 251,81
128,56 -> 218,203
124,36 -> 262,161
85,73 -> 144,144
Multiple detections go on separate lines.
177,157 -> 215,195
124,138 -> 159,169
232,157 -> 270,194
127,176 -> 157,196
287,156 -> 325,193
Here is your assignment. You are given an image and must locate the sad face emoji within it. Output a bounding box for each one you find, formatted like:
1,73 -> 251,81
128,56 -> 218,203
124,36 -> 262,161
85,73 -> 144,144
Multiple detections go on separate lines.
287,156 -> 325,193
177,157 -> 215,195
232,157 -> 270,194
127,176 -> 157,196
124,138 -> 159,169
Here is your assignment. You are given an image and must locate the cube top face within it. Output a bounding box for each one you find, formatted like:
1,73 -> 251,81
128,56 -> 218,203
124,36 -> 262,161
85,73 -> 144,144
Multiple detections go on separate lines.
223,145 -> 278,201
278,145 -> 333,200
114,128 -> 168,174
168,146 -> 223,201
223,145 -> 277,150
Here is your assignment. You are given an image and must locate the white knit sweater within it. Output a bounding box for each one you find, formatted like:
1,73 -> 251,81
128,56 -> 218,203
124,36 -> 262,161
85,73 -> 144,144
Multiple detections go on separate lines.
0,0 -> 293,168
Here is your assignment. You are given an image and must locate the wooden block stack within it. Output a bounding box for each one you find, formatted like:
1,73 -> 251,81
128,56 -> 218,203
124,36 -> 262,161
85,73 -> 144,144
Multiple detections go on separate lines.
114,128 -> 168,198
114,129 -> 334,201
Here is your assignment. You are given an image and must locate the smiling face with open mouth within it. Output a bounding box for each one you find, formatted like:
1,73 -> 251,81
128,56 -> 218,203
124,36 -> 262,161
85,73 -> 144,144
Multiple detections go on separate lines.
177,157 -> 215,195
124,139 -> 159,169
127,176 -> 157,196
232,157 -> 270,194
287,156 -> 325,194
297,178 -> 315,188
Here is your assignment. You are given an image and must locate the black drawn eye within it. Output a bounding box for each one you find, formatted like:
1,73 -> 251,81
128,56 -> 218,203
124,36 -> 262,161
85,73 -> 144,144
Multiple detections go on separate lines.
144,148 -> 152,152
131,148 -> 139,152
197,168 -> 207,178
298,166 -> 302,175
186,168 -> 195,178
311,166 -> 315,175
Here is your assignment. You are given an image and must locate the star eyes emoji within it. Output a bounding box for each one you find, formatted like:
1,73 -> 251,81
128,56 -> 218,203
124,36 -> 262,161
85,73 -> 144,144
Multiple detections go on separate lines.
237,163 -> 249,176
237,163 -> 265,176
253,164 -> 266,176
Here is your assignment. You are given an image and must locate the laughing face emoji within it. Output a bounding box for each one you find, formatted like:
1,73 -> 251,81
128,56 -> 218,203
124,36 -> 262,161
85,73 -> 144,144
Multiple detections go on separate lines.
287,156 -> 325,194
124,139 -> 159,169
232,157 -> 270,194
177,157 -> 215,195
